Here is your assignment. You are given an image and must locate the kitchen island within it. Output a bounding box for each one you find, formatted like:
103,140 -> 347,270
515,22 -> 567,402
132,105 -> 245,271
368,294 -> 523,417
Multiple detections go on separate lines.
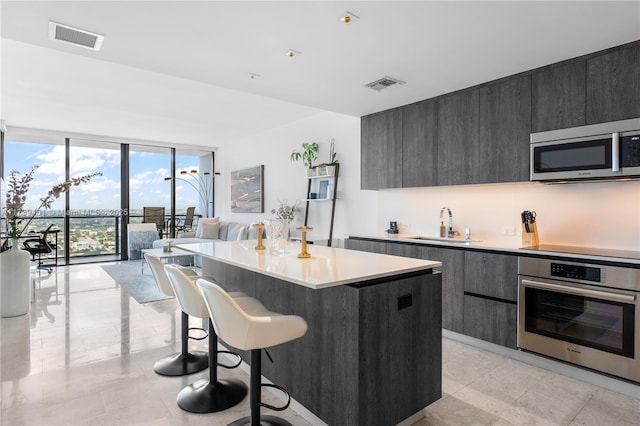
178,240 -> 443,426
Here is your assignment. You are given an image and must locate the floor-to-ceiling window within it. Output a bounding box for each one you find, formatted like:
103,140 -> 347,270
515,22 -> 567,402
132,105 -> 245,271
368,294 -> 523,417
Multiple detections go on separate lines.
128,145 -> 172,230
68,138 -> 121,262
2,133 -> 67,264
2,128 -> 214,264
175,150 -> 214,227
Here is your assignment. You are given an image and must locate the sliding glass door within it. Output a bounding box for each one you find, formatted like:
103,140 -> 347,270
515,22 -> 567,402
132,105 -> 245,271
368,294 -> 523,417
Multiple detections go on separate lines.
68,139 -> 120,262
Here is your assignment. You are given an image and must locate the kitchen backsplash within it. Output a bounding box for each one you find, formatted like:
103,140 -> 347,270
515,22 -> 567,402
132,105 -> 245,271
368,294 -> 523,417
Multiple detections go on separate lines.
377,180 -> 640,251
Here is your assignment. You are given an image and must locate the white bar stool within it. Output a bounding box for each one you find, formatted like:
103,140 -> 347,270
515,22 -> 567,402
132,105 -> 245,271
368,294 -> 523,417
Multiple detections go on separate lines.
145,253 -> 209,376
197,278 -> 308,426
165,265 -> 247,413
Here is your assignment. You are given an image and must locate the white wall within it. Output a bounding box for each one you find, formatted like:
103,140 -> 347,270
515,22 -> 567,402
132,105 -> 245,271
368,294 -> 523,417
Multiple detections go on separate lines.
214,110 -> 639,252
214,111 -> 378,245
377,181 -> 640,251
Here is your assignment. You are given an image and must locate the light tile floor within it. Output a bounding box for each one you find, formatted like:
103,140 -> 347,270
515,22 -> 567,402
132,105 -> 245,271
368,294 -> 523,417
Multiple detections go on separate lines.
1,262 -> 638,425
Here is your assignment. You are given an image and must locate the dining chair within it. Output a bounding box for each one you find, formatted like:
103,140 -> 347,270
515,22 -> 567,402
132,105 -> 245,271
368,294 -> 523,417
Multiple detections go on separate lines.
176,207 -> 196,235
143,206 -> 166,239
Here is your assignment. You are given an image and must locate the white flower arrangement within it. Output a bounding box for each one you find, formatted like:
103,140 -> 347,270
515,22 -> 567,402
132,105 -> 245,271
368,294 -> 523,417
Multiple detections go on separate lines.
3,165 -> 101,240
270,199 -> 300,223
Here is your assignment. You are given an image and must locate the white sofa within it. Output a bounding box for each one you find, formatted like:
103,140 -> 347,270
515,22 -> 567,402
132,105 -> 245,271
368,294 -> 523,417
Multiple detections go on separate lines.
152,219 -> 260,250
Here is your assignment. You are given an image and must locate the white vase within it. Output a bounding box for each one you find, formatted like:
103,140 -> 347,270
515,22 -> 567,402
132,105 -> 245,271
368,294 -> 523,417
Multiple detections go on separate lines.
1,239 -> 31,318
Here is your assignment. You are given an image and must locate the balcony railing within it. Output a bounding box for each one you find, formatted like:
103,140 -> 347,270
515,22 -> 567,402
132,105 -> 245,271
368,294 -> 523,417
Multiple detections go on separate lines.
1,212 -> 197,263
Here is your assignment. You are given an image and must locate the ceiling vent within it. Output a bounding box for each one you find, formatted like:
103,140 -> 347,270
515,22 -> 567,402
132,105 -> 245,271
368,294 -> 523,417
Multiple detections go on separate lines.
364,76 -> 406,91
49,21 -> 104,51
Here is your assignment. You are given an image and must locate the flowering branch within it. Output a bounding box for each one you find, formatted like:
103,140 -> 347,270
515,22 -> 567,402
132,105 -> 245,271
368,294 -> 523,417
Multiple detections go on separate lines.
3,165 -> 102,239
270,199 -> 299,223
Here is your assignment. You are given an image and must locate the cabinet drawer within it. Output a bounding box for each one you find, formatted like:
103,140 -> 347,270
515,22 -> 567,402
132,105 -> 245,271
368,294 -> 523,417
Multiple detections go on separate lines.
463,294 -> 517,349
464,251 -> 517,301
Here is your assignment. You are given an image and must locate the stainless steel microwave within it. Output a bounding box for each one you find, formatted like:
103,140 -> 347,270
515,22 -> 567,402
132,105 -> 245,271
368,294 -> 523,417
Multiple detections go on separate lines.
530,118 -> 640,182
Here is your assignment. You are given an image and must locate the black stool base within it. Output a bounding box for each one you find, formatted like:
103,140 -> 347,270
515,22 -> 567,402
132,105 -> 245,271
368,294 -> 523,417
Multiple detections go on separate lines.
228,415 -> 292,426
153,351 -> 208,376
177,378 -> 247,413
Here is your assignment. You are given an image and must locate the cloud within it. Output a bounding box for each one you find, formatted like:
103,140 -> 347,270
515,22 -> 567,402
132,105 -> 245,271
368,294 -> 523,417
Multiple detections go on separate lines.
35,145 -> 119,177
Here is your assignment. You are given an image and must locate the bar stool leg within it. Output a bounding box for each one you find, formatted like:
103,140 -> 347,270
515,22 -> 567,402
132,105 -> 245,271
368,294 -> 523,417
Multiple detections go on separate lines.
230,349 -> 292,426
154,311 -> 208,376
176,319 -> 247,413
251,349 -> 261,425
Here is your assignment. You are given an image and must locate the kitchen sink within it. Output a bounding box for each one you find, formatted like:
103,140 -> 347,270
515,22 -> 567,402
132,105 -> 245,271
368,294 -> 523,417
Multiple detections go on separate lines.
397,235 -> 481,243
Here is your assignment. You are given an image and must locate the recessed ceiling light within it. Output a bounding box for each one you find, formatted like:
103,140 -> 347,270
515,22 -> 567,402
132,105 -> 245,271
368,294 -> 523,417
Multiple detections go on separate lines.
249,73 -> 260,79
340,11 -> 360,23
285,49 -> 301,58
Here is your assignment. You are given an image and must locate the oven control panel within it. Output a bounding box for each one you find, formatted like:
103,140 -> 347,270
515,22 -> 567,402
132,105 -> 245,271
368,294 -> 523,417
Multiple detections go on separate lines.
550,263 -> 602,282
621,134 -> 640,167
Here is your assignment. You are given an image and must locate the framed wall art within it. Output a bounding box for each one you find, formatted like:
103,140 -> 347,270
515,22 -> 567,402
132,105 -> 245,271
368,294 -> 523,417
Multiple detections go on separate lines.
230,165 -> 264,213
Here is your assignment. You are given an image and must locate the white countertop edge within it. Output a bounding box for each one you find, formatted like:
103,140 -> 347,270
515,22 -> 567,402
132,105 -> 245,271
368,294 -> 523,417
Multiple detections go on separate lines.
177,240 -> 442,289
349,234 -> 640,266
190,254 -> 441,289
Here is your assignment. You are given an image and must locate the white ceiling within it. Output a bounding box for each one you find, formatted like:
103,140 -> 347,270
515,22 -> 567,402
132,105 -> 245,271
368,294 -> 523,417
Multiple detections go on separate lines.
1,1 -> 639,147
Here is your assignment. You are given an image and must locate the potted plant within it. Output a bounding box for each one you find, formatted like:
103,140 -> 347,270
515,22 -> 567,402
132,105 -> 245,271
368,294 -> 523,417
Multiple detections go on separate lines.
290,142 -> 319,177
317,138 -> 339,176
1,165 -> 101,317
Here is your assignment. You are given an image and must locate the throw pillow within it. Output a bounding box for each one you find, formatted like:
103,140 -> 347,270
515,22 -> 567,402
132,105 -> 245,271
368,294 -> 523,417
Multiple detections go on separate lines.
195,217 -> 220,238
226,223 -> 246,241
236,226 -> 247,241
247,226 -> 265,240
201,221 -> 220,239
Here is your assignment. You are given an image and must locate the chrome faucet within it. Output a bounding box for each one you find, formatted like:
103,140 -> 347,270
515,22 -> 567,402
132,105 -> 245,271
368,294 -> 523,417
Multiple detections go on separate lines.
439,207 -> 456,238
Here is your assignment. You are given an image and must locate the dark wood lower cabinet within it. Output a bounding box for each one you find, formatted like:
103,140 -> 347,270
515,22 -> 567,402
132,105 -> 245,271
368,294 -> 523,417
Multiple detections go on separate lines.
423,246 -> 465,334
463,294 -> 518,349
203,257 -> 442,426
464,251 -> 518,302
344,237 -> 387,254
347,238 -> 519,349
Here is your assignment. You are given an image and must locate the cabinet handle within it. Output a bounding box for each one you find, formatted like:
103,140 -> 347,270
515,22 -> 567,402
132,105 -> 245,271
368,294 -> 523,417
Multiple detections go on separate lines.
521,279 -> 635,303
612,132 -> 620,172
398,294 -> 412,310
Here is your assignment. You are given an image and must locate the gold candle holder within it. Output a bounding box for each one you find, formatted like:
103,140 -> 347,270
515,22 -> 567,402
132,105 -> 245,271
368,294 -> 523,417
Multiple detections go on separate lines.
297,226 -> 313,258
253,223 -> 265,251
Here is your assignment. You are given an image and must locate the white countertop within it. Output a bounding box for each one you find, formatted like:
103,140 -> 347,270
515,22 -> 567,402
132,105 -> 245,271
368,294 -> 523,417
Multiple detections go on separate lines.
177,240 -> 442,289
351,233 -> 640,266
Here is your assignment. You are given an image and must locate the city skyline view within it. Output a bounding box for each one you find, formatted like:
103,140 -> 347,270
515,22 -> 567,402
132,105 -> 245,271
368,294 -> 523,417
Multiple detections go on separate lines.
2,139 -> 211,260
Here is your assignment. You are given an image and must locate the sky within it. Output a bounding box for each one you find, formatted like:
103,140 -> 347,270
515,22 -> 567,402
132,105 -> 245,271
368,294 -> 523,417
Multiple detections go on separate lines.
3,140 -> 206,216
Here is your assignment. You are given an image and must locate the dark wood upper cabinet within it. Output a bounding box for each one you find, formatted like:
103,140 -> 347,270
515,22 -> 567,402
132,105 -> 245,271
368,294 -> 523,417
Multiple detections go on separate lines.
360,42 -> 637,190
401,100 -> 438,187
361,109 -> 403,190
586,44 -> 640,124
437,88 -> 480,185
531,60 -> 586,132
479,75 -> 532,183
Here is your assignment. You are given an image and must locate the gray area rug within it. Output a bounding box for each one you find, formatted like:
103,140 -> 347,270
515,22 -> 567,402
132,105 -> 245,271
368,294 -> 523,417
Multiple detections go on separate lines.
101,262 -> 173,304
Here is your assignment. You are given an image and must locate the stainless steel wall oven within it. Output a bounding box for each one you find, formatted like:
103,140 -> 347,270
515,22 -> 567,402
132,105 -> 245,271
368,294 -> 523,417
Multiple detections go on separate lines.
518,257 -> 639,382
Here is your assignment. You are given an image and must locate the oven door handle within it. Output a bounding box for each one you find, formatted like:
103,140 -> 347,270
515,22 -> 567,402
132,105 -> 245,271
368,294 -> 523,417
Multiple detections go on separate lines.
521,279 -> 636,304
